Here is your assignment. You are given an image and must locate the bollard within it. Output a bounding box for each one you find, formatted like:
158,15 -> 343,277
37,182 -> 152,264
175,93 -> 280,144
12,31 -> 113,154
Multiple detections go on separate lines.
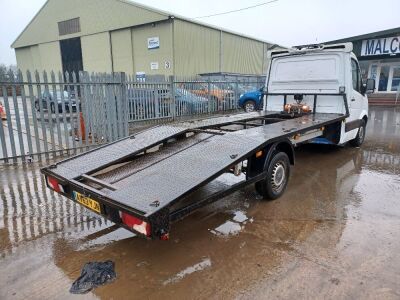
79,111 -> 86,140
0,103 -> 6,120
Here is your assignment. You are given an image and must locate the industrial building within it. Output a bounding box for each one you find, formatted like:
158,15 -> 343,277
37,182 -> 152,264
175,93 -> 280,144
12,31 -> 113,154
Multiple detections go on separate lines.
12,0 -> 282,78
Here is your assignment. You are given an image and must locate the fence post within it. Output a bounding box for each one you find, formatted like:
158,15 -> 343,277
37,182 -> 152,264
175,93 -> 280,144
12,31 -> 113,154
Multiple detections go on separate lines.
207,77 -> 212,113
154,82 -> 160,119
169,75 -> 176,119
235,77 -> 239,110
119,72 -> 128,137
0,85 -> 9,163
10,70 -> 26,162
80,71 -> 90,147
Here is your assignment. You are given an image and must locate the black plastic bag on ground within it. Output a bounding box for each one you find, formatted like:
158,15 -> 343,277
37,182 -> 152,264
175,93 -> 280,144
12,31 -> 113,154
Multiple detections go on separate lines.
70,260 -> 116,294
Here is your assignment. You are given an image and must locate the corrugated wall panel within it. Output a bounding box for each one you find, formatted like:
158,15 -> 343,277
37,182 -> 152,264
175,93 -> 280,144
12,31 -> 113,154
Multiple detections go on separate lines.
39,41 -> 62,73
81,32 -> 112,72
30,45 -> 42,72
15,47 -> 35,75
12,0 -> 168,49
132,22 -> 173,76
111,28 -> 134,74
174,20 -> 220,76
222,32 -> 263,75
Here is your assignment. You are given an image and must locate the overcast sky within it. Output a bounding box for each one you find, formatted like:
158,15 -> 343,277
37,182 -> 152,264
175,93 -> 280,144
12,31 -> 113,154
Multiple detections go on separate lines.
1,0 -> 399,65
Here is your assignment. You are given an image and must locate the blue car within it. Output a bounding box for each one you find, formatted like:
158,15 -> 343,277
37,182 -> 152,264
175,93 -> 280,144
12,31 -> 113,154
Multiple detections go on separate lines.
238,87 -> 264,112
175,88 -> 208,115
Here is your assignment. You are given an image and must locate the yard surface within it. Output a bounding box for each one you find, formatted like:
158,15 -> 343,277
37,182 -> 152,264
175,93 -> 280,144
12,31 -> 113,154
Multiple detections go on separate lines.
0,106 -> 399,299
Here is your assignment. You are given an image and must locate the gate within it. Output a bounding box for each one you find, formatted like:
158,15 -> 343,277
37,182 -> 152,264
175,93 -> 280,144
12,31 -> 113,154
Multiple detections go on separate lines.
0,70 -> 128,164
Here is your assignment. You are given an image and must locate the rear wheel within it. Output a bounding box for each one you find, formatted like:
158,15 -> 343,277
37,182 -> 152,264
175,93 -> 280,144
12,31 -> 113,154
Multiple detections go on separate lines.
255,152 -> 290,200
244,100 -> 256,112
350,119 -> 366,147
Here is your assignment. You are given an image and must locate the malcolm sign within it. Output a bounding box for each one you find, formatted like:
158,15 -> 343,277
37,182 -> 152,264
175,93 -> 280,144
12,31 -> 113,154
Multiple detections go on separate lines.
361,36 -> 400,56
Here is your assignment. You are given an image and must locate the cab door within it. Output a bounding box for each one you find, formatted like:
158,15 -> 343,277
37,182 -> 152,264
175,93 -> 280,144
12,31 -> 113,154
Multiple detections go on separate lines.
344,58 -> 365,140
349,58 -> 363,119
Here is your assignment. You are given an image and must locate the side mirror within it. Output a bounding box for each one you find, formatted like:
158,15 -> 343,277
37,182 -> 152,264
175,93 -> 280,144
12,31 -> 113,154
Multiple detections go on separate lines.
365,78 -> 375,94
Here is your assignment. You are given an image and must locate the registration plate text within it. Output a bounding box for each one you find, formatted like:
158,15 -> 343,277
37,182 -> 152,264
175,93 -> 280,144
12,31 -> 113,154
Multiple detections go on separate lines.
74,192 -> 101,213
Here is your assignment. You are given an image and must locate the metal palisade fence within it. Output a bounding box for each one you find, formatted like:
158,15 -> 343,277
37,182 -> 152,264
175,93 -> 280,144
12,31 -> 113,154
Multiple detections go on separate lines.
0,70 -> 264,164
0,70 -> 128,164
126,75 -> 264,122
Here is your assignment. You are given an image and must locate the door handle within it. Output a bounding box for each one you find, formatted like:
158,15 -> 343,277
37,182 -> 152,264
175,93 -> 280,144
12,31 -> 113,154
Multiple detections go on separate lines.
351,98 -> 355,102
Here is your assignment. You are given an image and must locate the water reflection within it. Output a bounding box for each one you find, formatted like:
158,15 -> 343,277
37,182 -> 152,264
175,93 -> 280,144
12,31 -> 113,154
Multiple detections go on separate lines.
0,164 -> 108,258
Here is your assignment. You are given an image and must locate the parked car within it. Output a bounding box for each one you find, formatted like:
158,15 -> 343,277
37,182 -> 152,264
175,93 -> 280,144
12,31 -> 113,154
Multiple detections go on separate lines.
238,87 -> 264,112
128,88 -> 171,119
175,88 -> 208,114
35,90 -> 77,113
185,83 -> 234,110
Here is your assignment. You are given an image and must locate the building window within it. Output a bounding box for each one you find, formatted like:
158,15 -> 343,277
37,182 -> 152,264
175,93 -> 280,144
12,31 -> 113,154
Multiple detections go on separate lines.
378,66 -> 389,91
370,64 -> 378,80
391,67 -> 400,92
58,18 -> 80,36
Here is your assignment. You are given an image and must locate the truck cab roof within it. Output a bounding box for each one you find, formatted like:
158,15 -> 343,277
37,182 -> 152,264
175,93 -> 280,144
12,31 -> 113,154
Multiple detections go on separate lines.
267,42 -> 354,58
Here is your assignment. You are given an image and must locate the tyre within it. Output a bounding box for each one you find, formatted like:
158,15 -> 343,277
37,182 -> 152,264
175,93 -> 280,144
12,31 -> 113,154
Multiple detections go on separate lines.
349,119 -> 366,147
255,152 -> 291,200
243,100 -> 256,112
50,103 -> 55,114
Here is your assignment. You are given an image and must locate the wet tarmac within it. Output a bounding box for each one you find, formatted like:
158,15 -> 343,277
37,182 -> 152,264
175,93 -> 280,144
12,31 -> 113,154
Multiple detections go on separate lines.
1,106 -> 400,299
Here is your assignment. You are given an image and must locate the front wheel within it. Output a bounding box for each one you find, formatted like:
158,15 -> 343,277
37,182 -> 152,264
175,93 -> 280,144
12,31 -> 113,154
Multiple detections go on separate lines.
243,100 -> 256,112
349,119 -> 366,147
255,152 -> 290,200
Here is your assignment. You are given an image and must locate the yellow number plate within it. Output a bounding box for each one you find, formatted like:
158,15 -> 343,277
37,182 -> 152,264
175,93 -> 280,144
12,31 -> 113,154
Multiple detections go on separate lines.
74,191 -> 101,213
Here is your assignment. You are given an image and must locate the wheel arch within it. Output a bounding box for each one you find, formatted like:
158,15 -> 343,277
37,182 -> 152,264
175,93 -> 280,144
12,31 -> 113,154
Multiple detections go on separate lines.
273,140 -> 295,165
247,139 -> 295,179
242,98 -> 256,104
362,114 -> 368,125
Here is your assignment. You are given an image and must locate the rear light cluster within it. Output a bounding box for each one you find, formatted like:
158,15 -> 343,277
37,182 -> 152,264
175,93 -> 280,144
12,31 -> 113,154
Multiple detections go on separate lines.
46,176 -> 65,193
120,212 -> 151,237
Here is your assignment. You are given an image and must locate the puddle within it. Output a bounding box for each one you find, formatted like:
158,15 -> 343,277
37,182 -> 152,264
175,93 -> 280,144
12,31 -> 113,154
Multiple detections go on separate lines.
211,220 -> 242,236
211,210 -> 252,236
163,258 -> 212,285
76,227 -> 136,250
1,107 -> 400,299
232,211 -> 249,223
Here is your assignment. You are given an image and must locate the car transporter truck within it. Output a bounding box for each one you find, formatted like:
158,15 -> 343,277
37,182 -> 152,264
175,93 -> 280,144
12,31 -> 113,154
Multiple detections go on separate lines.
42,43 -> 375,240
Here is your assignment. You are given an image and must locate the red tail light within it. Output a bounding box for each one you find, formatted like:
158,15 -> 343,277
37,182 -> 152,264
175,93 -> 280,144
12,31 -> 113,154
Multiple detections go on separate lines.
46,176 -> 65,193
120,212 -> 151,237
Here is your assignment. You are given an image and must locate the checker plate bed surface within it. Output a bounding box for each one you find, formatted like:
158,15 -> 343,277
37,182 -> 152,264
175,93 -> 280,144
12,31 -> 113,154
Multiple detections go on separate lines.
47,112 -> 344,216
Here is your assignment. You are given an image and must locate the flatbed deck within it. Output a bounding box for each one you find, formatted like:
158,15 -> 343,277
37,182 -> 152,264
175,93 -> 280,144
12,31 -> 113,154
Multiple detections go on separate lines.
43,111 -> 344,224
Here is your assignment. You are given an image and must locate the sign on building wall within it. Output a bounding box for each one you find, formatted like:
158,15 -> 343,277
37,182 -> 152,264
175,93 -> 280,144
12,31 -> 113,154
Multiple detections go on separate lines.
147,37 -> 160,49
150,62 -> 159,70
136,72 -> 146,81
361,36 -> 400,56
